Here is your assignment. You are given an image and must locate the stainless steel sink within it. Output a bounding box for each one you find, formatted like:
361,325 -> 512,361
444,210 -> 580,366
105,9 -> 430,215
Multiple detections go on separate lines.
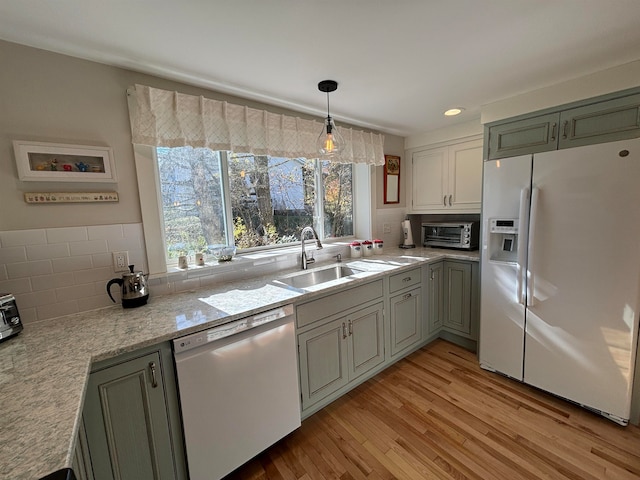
275,265 -> 364,289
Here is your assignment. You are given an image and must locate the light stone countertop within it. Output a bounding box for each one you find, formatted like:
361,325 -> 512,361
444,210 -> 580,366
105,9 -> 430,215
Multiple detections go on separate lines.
0,247 -> 478,480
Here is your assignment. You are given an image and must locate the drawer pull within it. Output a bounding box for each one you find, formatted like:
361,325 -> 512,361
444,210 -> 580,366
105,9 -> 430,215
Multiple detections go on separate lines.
149,361 -> 158,388
403,277 -> 412,282
403,293 -> 412,300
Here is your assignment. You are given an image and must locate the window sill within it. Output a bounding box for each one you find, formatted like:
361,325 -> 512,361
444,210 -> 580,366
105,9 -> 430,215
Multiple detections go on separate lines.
149,242 -> 352,294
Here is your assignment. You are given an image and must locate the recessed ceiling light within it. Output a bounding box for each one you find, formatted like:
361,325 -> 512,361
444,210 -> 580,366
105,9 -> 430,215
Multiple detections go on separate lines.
444,107 -> 464,116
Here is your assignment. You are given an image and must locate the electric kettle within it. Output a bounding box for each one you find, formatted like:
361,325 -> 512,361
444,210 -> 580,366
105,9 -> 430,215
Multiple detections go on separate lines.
107,265 -> 149,308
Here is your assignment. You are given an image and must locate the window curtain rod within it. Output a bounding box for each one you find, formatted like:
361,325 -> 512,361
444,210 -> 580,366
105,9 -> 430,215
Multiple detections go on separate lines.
128,84 -> 385,165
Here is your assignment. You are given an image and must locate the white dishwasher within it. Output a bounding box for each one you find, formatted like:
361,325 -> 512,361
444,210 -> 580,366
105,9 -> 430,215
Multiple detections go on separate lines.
173,304 -> 301,480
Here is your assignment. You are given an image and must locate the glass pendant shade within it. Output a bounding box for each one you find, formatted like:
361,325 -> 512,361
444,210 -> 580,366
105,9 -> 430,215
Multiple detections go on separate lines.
317,115 -> 345,155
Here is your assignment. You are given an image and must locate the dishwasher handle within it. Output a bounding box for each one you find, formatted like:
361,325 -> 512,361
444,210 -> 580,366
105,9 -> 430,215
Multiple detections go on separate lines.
173,304 -> 294,354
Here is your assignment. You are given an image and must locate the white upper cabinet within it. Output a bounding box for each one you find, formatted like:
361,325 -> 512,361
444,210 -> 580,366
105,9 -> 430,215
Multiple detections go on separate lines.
409,138 -> 483,213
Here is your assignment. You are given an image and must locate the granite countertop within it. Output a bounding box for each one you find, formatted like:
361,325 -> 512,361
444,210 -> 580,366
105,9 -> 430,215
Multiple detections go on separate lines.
0,247 -> 478,479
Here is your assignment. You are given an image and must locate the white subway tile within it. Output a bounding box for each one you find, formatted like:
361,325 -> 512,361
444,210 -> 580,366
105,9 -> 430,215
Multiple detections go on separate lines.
69,239 -> 108,256
0,277 -> 32,294
17,306 -> 37,324
36,300 -> 79,320
6,260 -> 53,279
148,277 -> 175,297
77,294 -> 117,312
92,252 -> 112,269
15,289 -> 57,308
31,272 -> 75,292
174,277 -> 201,292
123,223 -> 144,242
199,275 -> 221,287
52,256 -> 93,273
74,266 -> 114,284
106,237 -> 139,252
0,265 -> 8,281
94,279 -> 111,297
0,246 -> 28,265
186,267 -> 215,279
88,224 -> 124,241
46,227 -> 88,244
0,229 -> 47,247
56,283 -> 96,301
128,249 -> 148,272
26,243 -> 70,261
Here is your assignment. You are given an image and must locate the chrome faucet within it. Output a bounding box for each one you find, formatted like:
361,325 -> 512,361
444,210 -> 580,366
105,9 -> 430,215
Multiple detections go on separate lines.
300,226 -> 323,270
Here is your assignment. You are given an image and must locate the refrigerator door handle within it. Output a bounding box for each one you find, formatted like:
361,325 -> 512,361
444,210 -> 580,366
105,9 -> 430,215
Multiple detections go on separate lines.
527,186 -> 540,306
517,187 -> 530,305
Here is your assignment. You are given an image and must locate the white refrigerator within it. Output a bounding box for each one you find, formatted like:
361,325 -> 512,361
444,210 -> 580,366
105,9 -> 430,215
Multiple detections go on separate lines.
479,137 -> 640,425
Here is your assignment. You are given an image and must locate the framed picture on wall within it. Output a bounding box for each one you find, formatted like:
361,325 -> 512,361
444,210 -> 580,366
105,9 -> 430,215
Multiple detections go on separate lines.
13,140 -> 117,182
383,155 -> 400,204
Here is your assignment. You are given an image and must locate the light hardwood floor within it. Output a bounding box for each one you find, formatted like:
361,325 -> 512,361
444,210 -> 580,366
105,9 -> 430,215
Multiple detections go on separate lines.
224,339 -> 640,479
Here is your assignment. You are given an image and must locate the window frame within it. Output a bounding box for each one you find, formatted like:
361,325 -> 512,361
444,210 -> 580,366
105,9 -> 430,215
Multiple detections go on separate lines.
134,145 -> 372,274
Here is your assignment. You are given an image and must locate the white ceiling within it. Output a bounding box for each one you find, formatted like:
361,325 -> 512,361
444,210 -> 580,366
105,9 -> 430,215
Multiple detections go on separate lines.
1,1 -> 640,137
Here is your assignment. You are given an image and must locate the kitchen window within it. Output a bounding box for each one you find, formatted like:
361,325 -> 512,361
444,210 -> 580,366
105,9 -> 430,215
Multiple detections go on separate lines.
156,147 -> 353,264
128,84 -> 383,274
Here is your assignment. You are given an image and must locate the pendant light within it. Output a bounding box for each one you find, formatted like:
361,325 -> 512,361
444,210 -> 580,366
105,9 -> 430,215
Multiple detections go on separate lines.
317,80 -> 346,156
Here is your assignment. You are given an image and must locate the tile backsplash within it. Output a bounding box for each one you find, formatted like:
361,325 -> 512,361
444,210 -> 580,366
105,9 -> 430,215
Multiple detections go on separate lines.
0,219 -> 394,324
0,222 -> 351,324
0,224 -> 147,323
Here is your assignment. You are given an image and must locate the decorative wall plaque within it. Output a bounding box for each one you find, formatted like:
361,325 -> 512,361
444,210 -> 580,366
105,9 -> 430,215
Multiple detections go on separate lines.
24,192 -> 119,204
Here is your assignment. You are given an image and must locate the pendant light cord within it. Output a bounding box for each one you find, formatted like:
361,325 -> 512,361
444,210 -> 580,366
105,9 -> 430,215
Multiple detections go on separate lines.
326,91 -> 331,119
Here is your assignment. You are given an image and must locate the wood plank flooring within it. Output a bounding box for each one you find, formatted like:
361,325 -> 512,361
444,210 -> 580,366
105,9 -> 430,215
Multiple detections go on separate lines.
223,340 -> 640,479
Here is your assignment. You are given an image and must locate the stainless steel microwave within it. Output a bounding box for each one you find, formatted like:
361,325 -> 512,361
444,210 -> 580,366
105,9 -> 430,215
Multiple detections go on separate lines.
421,222 -> 479,250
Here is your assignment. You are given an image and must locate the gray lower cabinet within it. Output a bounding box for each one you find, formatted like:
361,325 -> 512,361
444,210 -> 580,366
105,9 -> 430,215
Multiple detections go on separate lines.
73,418 -> 94,480
486,90 -> 640,159
388,266 -> 423,357
298,301 -> 384,411
427,260 -> 479,348
426,262 -> 444,335
82,343 -> 186,480
389,287 -> 422,357
442,261 -> 472,336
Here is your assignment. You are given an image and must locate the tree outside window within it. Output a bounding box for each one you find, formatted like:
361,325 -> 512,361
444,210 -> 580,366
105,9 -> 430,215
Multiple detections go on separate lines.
156,147 -> 353,262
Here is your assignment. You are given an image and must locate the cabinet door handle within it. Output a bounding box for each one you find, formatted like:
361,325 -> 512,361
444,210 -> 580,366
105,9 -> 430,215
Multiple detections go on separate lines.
449,194 -> 452,206
342,322 -> 347,339
430,271 -> 434,280
149,361 -> 158,388
348,320 -> 353,336
404,293 -> 412,300
562,120 -> 569,139
443,195 -> 447,206
550,122 -> 557,141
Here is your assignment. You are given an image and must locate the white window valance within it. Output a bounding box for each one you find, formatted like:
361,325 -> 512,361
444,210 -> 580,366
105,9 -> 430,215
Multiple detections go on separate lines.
129,84 -> 385,165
